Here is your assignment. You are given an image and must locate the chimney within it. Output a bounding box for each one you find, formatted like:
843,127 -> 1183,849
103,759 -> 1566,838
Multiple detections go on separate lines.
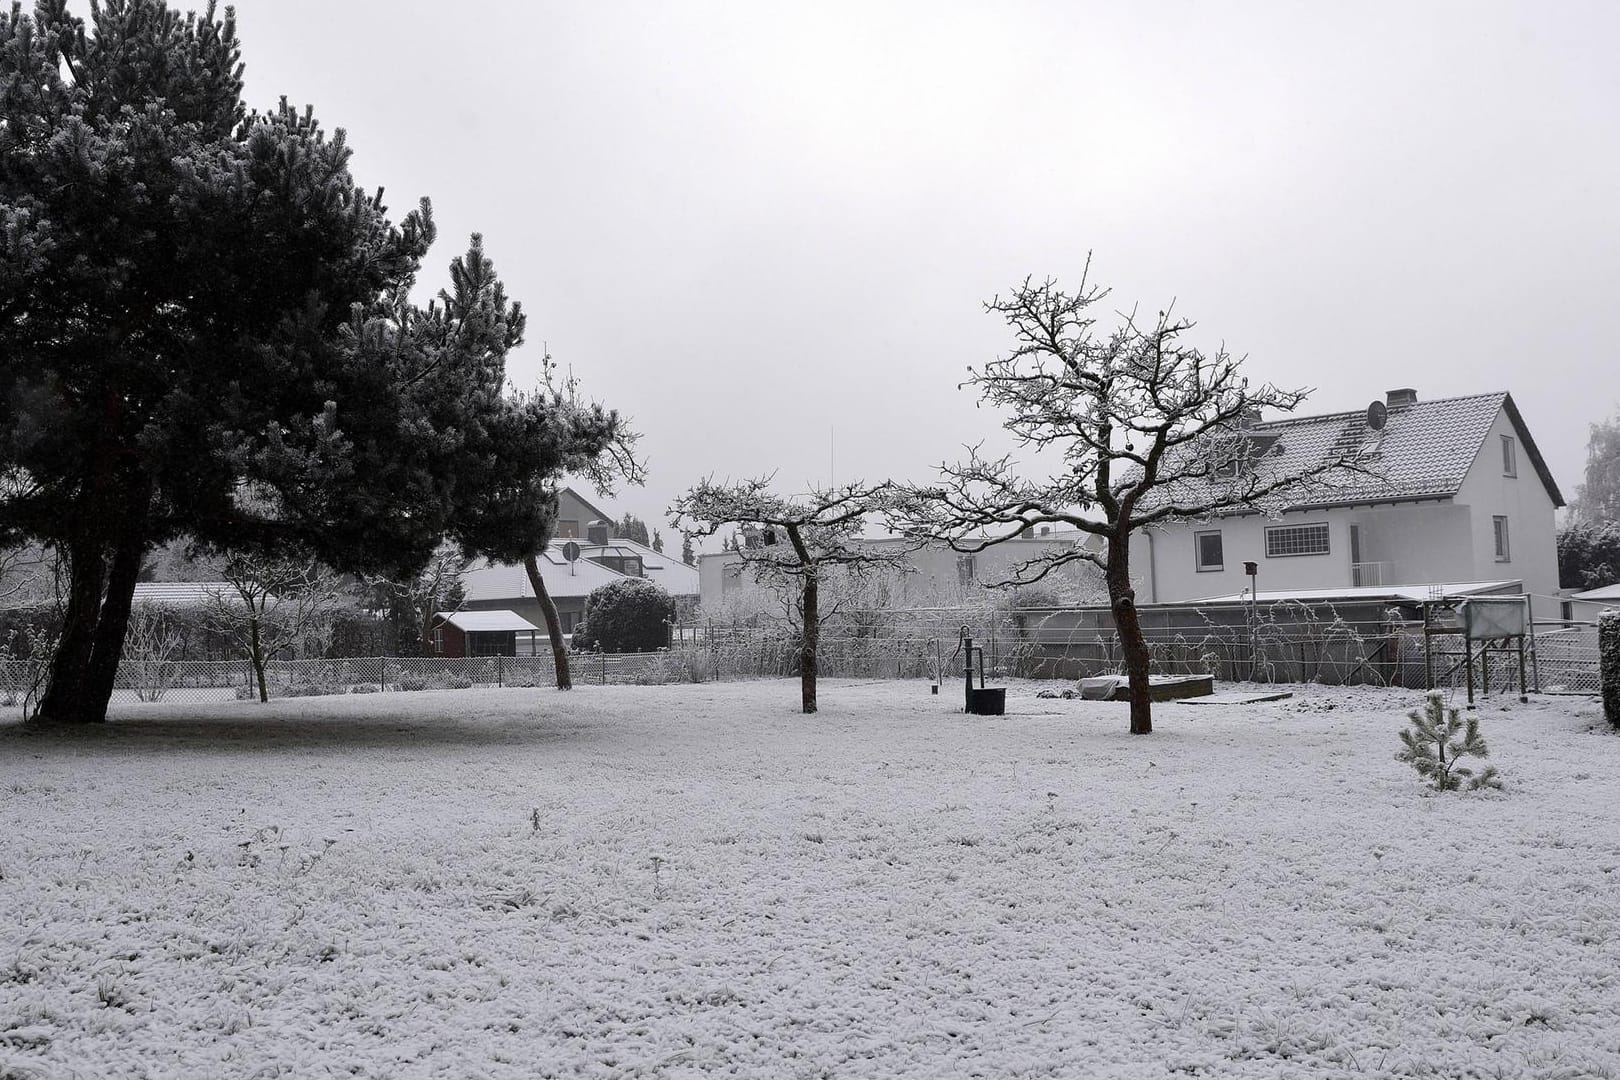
1240,406 -> 1263,426
1386,388 -> 1417,408
586,519 -> 611,546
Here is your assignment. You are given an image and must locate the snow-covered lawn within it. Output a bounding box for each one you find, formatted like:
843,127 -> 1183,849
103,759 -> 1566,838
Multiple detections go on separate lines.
2,680 -> 1618,1079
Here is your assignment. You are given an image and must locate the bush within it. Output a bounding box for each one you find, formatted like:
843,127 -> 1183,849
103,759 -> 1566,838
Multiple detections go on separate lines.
570,619 -> 597,653
579,578 -> 675,653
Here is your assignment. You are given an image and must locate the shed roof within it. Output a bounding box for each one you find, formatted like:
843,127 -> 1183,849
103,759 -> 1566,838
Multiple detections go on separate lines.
433,609 -> 542,633
131,582 -> 229,607
1571,583 -> 1620,602
1187,580 -> 1522,605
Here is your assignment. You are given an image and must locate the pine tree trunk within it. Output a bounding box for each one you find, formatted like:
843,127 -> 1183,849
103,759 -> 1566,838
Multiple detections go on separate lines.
77,523 -> 148,720
33,535 -> 108,725
524,553 -> 571,690
1107,533 -> 1153,735
800,569 -> 818,714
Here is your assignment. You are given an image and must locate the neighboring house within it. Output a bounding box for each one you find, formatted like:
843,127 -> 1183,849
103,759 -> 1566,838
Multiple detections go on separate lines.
697,528 -> 1102,614
1133,389 -> 1565,618
428,610 -> 544,658
1562,583 -> 1620,623
458,488 -> 700,633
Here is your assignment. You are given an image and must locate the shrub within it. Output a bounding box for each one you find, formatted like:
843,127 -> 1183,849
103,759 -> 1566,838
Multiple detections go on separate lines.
570,619 -> 597,653
350,683 -> 381,694
579,578 -> 675,653
1396,691 -> 1503,792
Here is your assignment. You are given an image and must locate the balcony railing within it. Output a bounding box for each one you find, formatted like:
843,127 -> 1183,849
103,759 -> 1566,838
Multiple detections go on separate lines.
1352,561 -> 1394,587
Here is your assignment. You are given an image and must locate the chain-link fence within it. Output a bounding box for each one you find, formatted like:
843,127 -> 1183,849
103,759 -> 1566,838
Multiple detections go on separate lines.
2,598 -> 1602,711
1533,625 -> 1600,694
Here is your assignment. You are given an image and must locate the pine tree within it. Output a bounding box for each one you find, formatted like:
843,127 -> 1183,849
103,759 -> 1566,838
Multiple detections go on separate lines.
0,2 -> 593,723
613,514 -> 650,546
651,529 -> 664,554
1395,692 -> 1503,792
681,536 -> 696,566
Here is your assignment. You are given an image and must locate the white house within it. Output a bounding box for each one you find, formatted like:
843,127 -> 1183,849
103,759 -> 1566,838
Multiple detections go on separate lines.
1133,389 -> 1565,617
697,528 -> 1101,614
459,487 -> 700,634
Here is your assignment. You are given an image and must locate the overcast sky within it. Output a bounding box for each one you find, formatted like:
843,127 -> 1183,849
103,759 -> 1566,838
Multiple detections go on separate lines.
226,0 -> 1618,544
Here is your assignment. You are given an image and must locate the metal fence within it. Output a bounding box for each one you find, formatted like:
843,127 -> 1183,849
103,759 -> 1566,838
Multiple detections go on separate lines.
1533,625 -> 1600,694
0,600 -> 1604,710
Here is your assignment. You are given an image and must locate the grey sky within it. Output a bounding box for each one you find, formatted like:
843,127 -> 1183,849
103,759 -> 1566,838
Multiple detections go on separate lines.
226,1 -> 1618,541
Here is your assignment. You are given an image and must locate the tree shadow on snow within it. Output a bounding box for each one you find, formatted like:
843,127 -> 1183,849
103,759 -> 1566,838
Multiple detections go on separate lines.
0,696 -> 598,754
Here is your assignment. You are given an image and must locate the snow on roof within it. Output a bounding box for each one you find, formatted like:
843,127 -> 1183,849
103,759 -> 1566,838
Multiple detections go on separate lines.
1149,392 -> 1564,513
1571,584 -> 1620,601
433,609 -> 542,633
132,582 -> 229,607
572,538 -> 700,595
1187,580 -> 1523,605
461,550 -> 629,603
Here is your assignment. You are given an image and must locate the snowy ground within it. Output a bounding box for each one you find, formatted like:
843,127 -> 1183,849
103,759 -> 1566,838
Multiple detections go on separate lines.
1,679 -> 1618,1079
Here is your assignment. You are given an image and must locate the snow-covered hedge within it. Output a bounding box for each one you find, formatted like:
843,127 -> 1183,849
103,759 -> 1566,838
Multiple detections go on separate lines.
1601,610 -> 1620,728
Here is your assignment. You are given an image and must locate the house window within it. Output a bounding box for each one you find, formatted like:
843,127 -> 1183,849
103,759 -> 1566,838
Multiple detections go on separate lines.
555,519 -> 580,538
1501,435 -> 1517,477
1265,522 -> 1330,558
957,555 -> 976,585
1494,516 -> 1511,562
431,627 -> 445,655
1195,530 -> 1224,572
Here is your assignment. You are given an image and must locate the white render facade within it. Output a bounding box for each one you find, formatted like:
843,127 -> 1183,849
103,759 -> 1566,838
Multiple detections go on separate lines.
1133,390 -> 1564,617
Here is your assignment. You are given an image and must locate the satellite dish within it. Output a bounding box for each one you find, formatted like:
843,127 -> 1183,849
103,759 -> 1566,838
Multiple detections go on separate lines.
561,541 -> 581,563
1366,400 -> 1388,431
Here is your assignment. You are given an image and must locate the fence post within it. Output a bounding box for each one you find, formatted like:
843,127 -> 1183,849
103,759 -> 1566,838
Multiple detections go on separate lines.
1601,611 -> 1620,728
601,650 -> 607,685
497,655 -> 504,688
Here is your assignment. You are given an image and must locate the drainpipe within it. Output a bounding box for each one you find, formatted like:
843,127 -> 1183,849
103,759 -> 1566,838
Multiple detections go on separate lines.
1144,529 -> 1158,604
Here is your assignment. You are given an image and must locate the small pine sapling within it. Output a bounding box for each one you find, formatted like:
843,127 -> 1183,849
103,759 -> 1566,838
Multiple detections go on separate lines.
1396,692 -> 1503,792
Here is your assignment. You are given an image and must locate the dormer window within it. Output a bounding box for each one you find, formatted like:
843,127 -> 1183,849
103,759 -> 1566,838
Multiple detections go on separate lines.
1501,435 -> 1517,477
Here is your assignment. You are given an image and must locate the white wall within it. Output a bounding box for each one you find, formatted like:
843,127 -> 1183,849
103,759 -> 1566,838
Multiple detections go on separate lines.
697,532 -> 1104,614
1454,408 -> 1562,618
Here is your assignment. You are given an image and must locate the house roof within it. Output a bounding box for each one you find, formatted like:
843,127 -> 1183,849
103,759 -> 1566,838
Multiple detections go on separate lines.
433,609 -> 542,633
1151,392 -> 1564,514
461,547 -> 630,604
573,538 -> 700,596
560,485 -> 614,527
132,582 -> 229,607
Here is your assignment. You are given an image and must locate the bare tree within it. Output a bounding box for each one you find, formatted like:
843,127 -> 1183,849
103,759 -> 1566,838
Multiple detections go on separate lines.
671,477 -> 910,713
370,540 -> 469,655
908,268 -> 1364,734
204,557 -> 344,702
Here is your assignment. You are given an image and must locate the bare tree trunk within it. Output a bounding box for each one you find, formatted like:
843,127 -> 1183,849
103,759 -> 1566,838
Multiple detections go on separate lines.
78,523 -> 148,718
800,569 -> 818,714
1107,533 -> 1153,735
250,616 -> 269,702
33,535 -> 107,725
524,553 -> 571,690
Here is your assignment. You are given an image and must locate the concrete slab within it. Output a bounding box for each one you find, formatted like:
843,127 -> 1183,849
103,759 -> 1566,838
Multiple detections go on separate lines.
1178,690 -> 1294,705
